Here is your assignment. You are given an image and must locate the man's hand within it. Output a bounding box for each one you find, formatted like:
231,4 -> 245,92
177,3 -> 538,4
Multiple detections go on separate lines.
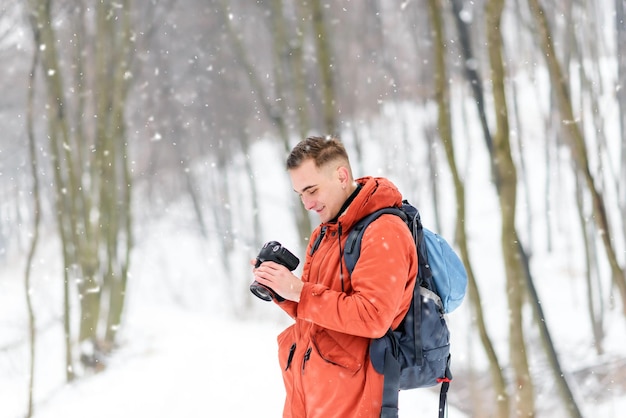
252,260 -> 304,302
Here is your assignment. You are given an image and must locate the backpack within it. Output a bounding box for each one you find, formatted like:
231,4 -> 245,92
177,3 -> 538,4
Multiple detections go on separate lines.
343,200 -> 468,418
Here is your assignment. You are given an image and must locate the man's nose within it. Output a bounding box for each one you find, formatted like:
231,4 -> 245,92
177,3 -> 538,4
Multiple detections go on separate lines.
302,196 -> 315,211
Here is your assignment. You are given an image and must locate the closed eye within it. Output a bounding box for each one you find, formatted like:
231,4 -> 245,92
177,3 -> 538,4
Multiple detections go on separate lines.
297,188 -> 317,198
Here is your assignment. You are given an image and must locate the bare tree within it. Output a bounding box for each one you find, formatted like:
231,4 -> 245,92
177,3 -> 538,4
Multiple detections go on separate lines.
575,171 -> 605,355
217,0 -> 315,247
485,0 -> 535,415
450,0 -> 494,164
527,0 -> 626,318
427,1 -> 509,417
307,0 -> 338,134
616,0 -> 626,257
26,0 -> 135,374
23,14 -> 43,416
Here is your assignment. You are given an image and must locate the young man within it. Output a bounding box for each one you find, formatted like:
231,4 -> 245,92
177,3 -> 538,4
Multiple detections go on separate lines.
252,136 -> 417,418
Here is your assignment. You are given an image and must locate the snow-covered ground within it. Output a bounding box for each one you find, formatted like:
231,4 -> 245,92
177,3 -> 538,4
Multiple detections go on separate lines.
4,306 -> 462,418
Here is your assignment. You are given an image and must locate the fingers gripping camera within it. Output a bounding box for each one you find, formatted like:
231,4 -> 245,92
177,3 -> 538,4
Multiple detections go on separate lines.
250,241 -> 300,302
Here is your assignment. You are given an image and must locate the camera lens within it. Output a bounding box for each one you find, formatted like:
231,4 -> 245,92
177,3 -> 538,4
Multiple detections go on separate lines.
250,281 -> 274,301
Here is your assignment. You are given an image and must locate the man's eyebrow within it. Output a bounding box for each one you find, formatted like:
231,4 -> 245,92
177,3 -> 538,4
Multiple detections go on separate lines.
294,184 -> 316,194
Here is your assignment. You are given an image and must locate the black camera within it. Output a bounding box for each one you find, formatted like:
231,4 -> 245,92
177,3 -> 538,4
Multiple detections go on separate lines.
250,241 -> 300,302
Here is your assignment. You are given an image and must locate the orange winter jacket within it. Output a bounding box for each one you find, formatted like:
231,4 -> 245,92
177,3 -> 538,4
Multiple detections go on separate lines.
276,176 -> 418,418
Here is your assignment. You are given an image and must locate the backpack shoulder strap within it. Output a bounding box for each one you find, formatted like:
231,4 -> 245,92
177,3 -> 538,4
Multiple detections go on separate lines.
343,207 -> 407,276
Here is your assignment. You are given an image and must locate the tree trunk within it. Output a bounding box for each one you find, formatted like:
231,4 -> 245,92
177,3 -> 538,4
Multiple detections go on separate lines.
26,0 -> 79,381
24,20 -> 42,416
575,172 -> 605,355
528,0 -> 626,317
449,0 -> 494,161
219,0 -> 312,245
615,0 -> 626,252
485,0 -> 536,416
308,0 -> 338,134
291,1 -> 310,140
27,0 -> 135,372
427,1 -> 509,417
270,0 -> 312,243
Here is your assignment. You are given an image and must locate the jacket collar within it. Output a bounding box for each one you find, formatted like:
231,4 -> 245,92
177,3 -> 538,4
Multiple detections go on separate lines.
328,184 -> 362,224
321,176 -> 404,232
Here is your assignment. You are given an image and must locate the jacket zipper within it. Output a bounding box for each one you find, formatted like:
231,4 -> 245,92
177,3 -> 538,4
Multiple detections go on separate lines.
285,343 -> 296,371
301,347 -> 312,374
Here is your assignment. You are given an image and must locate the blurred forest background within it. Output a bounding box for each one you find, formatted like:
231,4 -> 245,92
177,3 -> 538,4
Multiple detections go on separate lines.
1,0 -> 625,417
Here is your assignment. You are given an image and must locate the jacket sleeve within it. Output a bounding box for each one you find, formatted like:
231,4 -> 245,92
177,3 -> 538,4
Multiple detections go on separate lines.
275,299 -> 298,318
296,215 -> 417,338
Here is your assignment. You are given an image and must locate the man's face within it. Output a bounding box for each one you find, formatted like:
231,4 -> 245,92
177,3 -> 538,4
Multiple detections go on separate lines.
289,158 -> 347,223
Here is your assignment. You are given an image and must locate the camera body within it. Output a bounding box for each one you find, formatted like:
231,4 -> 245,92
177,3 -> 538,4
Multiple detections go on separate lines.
250,241 -> 300,301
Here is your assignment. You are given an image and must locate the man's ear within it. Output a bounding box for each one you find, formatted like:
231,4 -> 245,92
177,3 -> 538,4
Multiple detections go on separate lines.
336,165 -> 350,186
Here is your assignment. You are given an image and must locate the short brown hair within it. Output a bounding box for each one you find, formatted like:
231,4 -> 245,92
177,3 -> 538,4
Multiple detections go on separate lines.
286,136 -> 350,170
